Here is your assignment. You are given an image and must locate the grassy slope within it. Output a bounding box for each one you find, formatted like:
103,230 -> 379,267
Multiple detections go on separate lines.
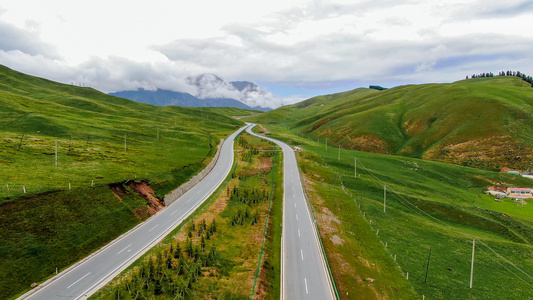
0,64 -> 244,200
197,106 -> 262,118
0,64 -> 246,299
247,77 -> 533,171
259,125 -> 533,299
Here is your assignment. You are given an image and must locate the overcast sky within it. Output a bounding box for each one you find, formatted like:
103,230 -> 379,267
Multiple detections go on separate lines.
1,0 -> 532,106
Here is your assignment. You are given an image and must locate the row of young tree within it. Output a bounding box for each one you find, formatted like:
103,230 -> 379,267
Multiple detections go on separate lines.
228,186 -> 269,205
104,228 -> 220,299
467,70 -> 533,87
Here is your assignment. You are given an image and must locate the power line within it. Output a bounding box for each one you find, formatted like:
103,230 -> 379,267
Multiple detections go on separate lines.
298,131 -> 533,288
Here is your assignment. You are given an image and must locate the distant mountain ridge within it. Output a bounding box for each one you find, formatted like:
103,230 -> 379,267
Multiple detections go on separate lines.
110,74 -> 276,111
109,89 -> 255,110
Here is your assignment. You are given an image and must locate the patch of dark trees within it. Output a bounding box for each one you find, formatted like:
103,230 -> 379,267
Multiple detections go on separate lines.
466,70 -> 533,87
369,85 -> 388,91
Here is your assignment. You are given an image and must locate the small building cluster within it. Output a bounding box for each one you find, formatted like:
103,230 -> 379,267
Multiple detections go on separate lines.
507,187 -> 533,198
485,187 -> 533,200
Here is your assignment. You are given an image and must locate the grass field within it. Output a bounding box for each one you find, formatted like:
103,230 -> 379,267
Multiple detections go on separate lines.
256,124 -> 533,299
246,77 -> 533,171
0,64 -> 247,299
92,132 -> 283,299
0,64 -> 243,202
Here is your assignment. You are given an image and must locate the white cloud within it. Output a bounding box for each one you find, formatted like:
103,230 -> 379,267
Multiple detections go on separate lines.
0,20 -> 59,58
1,0 -> 533,108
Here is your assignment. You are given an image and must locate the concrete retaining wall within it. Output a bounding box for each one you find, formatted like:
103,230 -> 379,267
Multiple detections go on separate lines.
163,139 -> 224,206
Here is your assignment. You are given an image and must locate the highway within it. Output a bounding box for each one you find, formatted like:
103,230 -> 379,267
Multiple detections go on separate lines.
246,124 -> 335,300
20,124 -> 250,300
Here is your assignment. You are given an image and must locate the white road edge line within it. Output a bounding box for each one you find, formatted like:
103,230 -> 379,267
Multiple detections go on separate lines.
67,272 -> 91,289
116,244 -> 131,255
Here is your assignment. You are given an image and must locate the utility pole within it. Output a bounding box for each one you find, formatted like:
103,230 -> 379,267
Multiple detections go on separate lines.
18,134 -> 24,151
55,139 -> 58,167
424,247 -> 432,283
470,238 -> 475,289
384,184 -> 387,213
354,157 -> 357,178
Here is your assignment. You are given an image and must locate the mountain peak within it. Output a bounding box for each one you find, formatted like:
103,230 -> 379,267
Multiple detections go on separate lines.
187,74 -> 226,87
230,81 -> 258,92
114,73 -> 281,110
186,73 -> 240,100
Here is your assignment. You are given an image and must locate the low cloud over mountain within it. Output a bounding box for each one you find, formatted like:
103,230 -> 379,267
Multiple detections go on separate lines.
187,74 -> 284,109
110,74 -> 286,111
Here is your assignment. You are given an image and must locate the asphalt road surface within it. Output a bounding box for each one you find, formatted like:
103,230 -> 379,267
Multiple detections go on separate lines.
20,124 -> 250,300
246,124 -> 335,300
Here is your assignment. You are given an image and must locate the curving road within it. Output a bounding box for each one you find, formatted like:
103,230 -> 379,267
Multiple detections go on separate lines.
246,124 -> 335,300
20,124 -> 251,300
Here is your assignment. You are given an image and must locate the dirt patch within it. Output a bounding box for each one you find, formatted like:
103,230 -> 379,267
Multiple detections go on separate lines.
309,172 -> 324,182
425,135 -> 533,170
128,181 -> 164,215
331,235 -> 344,245
258,124 -> 270,135
322,207 -> 340,223
347,135 -> 390,154
109,181 -> 164,216
359,256 -> 372,268
501,167 -> 524,173
315,207 -> 340,235
487,185 -> 509,193
109,183 -> 127,201
259,157 -> 274,172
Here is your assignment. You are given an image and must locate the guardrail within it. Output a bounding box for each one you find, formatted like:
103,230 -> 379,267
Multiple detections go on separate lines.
164,139 -> 224,206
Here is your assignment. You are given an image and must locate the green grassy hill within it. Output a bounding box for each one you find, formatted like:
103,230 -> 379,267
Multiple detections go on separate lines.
248,77 -> 533,171
196,106 -> 262,118
259,125 -> 533,299
0,64 -> 244,200
0,64 -> 245,299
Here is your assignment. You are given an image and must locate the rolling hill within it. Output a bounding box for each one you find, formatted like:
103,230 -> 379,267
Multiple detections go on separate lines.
0,64 -> 246,299
248,77 -> 533,171
251,122 -> 533,299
